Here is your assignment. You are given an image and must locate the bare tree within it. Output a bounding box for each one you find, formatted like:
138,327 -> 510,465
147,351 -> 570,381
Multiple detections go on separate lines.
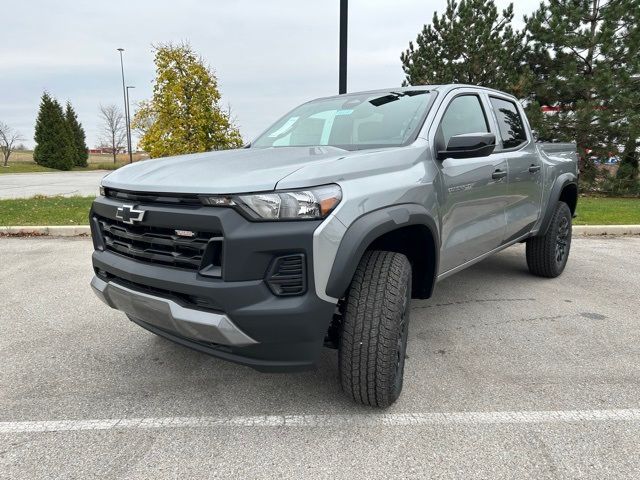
98,104 -> 127,164
0,122 -> 23,167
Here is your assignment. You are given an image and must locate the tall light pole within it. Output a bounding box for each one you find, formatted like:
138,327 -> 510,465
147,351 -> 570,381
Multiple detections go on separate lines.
116,48 -> 132,162
339,0 -> 348,94
126,86 -> 135,163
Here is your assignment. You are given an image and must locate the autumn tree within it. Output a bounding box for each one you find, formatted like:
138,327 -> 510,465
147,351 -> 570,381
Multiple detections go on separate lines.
401,0 -> 528,96
132,42 -> 243,158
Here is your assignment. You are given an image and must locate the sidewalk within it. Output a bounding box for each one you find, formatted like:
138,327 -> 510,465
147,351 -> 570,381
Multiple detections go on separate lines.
0,171 -> 107,199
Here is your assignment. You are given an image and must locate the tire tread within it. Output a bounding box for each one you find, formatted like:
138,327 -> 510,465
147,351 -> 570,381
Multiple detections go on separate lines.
339,250 -> 411,407
526,201 -> 572,278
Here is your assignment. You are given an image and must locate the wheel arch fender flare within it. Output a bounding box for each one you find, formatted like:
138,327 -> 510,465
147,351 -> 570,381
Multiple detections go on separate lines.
325,204 -> 440,299
539,173 -> 578,235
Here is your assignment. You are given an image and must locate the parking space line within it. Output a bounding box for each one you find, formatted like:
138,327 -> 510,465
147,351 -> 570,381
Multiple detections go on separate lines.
1,409 -> 639,434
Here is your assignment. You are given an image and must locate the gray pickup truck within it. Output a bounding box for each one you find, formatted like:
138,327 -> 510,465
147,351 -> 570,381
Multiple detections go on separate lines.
90,84 -> 578,407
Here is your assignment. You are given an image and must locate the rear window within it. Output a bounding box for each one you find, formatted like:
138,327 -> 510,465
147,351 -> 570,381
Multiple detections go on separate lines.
489,97 -> 527,149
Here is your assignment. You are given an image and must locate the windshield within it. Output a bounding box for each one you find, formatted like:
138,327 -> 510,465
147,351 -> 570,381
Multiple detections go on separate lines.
252,90 -> 434,150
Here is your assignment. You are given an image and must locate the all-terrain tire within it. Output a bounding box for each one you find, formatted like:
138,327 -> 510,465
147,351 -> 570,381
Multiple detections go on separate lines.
526,201 -> 572,278
339,250 -> 412,408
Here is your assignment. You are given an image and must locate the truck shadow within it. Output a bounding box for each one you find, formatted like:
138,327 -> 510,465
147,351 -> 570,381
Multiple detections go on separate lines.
132,245 -> 537,413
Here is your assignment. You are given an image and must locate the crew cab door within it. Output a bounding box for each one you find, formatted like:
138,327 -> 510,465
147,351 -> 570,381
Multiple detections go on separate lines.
487,95 -> 543,241
431,92 -> 508,274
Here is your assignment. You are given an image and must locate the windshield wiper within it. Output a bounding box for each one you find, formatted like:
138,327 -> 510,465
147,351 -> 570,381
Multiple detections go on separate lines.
369,90 -> 429,107
391,90 -> 429,97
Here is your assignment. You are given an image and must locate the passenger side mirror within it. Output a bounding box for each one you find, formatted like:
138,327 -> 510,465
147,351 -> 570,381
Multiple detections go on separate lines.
437,133 -> 496,160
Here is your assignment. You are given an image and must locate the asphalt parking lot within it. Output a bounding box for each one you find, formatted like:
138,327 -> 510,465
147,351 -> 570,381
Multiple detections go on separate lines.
0,171 -> 106,199
1,236 -> 639,479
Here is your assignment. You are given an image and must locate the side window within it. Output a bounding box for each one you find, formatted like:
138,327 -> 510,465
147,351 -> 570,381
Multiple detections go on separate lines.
438,95 -> 489,147
489,97 -> 527,149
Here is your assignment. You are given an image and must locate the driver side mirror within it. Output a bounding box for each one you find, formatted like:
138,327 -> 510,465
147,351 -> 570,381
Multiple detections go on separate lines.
437,132 -> 496,160
531,129 -> 539,142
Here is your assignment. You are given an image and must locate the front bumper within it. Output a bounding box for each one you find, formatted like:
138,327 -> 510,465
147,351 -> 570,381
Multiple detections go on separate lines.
90,195 -> 337,372
91,275 -> 257,347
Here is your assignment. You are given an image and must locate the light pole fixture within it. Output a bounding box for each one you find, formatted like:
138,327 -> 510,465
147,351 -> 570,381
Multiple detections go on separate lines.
117,48 -> 132,161
126,86 -> 135,163
339,0 -> 348,94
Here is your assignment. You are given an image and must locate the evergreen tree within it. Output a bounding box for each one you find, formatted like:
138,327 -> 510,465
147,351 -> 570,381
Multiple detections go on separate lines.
132,42 -> 243,158
401,0 -> 528,96
65,102 -> 89,167
33,93 -> 75,171
525,0 -> 640,183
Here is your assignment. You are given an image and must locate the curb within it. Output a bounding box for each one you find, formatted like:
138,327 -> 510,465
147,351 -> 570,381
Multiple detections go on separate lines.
2,225 -> 640,237
573,225 -> 640,236
0,170 -> 110,176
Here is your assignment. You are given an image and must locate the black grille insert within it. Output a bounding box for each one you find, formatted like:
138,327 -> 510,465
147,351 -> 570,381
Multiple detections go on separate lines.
266,254 -> 306,296
96,216 -> 222,272
105,188 -> 202,206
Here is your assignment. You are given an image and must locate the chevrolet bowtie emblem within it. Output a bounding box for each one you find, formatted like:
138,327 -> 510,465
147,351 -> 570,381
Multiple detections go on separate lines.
115,205 -> 146,225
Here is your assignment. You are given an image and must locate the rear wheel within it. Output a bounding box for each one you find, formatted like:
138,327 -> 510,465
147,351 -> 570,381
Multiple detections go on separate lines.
339,250 -> 412,408
526,201 -> 572,278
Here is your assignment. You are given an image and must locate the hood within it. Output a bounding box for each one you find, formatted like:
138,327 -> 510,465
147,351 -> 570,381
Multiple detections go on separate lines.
101,146 -> 348,194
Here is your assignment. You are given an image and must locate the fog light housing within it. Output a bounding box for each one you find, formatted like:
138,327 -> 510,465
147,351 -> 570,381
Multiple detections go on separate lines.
266,254 -> 306,296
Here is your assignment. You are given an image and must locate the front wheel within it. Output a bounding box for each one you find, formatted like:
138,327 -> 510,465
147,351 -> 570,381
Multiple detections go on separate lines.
339,250 -> 412,408
526,201 -> 572,278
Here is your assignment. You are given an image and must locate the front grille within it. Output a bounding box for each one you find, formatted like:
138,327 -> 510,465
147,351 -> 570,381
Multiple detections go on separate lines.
105,188 -> 202,206
266,254 -> 306,296
96,216 -> 222,272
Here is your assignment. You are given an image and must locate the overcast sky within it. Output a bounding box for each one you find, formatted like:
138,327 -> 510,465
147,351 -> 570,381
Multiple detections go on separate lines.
1,0 -> 540,149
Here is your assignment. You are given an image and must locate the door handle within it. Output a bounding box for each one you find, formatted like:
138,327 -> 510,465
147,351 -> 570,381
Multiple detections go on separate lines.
492,169 -> 507,179
528,164 -> 541,173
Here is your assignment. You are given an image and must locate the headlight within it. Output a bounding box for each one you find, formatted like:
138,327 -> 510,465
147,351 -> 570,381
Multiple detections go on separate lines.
201,184 -> 342,221
99,186 -> 106,196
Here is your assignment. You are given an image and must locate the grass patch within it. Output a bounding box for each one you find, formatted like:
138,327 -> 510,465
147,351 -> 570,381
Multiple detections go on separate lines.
0,162 -> 128,174
1,150 -> 148,174
575,197 -> 640,225
85,162 -> 127,171
0,196 -> 94,226
0,163 -> 57,173
0,195 -> 637,227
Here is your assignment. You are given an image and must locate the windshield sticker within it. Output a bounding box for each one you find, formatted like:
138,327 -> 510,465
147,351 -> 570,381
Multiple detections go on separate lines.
335,109 -> 353,116
268,117 -> 299,137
